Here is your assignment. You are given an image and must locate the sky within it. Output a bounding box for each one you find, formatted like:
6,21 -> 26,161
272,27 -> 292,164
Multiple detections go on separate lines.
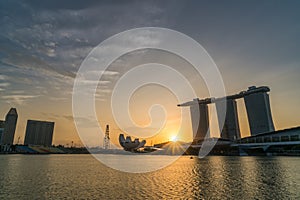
0,0 -> 300,147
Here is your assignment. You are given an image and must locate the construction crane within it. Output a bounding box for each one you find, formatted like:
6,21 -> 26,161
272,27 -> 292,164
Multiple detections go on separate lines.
103,125 -> 110,149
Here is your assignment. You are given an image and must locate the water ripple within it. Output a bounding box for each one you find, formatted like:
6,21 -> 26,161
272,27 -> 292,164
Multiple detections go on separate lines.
0,155 -> 299,199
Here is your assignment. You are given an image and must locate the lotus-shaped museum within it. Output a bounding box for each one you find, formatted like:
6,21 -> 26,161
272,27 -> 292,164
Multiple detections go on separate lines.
119,134 -> 146,152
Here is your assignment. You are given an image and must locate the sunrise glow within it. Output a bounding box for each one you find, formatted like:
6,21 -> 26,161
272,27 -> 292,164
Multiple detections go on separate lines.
170,135 -> 178,142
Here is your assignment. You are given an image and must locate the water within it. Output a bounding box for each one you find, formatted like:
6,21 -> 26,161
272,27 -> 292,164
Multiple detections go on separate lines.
0,155 -> 299,199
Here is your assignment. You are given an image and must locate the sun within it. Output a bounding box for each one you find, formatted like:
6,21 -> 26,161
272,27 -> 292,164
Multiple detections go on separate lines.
170,135 -> 178,142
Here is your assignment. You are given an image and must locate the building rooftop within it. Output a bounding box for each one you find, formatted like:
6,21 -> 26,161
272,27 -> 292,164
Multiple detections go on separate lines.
27,119 -> 55,124
7,108 -> 17,115
240,126 -> 300,140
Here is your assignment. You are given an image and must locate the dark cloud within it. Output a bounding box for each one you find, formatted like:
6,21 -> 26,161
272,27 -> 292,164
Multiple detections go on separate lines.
0,0 -> 300,105
0,0 -> 169,82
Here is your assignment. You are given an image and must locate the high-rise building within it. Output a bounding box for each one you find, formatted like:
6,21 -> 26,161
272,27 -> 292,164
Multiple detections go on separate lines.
179,86 -> 276,142
244,86 -> 275,136
24,120 -> 55,146
1,108 -> 18,145
178,98 -> 210,144
216,99 -> 241,140
190,100 -> 209,143
0,120 -> 5,144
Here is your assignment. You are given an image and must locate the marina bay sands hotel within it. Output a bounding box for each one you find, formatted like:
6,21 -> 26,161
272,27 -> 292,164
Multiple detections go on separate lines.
178,86 -> 275,143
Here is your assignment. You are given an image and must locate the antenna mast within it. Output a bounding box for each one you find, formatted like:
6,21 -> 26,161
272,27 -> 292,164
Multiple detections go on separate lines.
103,125 -> 110,149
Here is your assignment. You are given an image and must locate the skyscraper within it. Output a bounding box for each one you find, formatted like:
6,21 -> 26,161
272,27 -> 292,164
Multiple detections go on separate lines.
24,120 -> 55,146
1,108 -> 18,145
178,98 -> 211,144
244,86 -> 275,136
0,120 -> 5,144
216,99 -> 241,140
190,101 -> 209,143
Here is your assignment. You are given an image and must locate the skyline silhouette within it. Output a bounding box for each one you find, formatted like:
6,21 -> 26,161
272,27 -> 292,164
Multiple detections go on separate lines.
0,1 -> 300,147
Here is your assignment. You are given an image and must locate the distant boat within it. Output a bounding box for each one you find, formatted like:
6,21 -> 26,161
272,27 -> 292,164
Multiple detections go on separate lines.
140,146 -> 163,153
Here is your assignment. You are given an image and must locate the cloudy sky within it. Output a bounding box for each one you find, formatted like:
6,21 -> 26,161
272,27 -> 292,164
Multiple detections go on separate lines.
0,0 -> 300,146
